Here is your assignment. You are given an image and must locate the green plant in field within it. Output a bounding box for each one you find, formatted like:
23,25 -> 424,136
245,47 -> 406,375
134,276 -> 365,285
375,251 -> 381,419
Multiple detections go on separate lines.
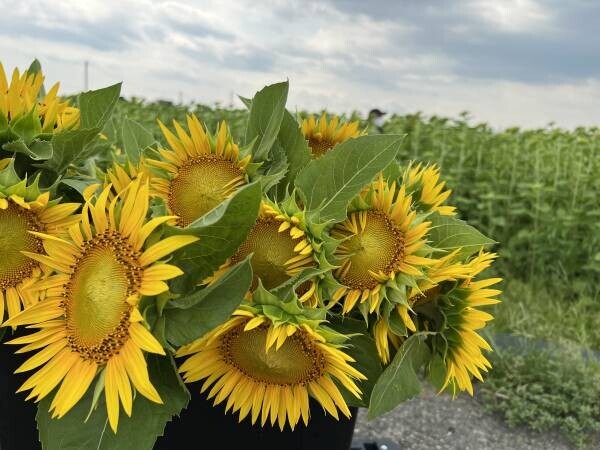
482,347 -> 600,448
492,279 -> 600,350
380,114 -> 600,300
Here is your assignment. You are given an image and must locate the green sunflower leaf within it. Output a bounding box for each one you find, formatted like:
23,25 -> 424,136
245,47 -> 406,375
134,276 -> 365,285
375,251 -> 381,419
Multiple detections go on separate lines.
27,58 -> 43,74
0,158 -> 22,187
3,138 -> 53,160
166,181 -> 261,294
37,128 -> 102,174
239,95 -> 252,108
59,176 -> 100,198
428,213 -> 496,257
427,354 -> 448,392
79,83 -> 122,130
273,109 -> 311,199
245,81 -> 289,161
296,134 -> 403,224
367,333 -> 430,419
36,354 -> 189,450
9,107 -> 42,145
164,258 -> 253,347
122,118 -> 155,165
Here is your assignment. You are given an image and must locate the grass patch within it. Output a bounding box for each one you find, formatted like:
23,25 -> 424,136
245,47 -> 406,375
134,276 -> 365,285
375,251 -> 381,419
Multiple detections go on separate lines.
482,347 -> 600,448
491,279 -> 600,349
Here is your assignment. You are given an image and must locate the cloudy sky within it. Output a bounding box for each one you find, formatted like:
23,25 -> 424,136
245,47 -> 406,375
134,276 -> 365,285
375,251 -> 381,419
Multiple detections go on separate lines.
1,0 -> 599,128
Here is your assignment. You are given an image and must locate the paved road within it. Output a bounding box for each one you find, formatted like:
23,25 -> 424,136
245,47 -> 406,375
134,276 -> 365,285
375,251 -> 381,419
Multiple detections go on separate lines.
354,386 -> 584,450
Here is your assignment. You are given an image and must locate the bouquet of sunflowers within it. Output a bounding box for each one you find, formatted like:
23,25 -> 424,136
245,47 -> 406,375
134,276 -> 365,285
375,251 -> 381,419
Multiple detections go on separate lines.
0,61 -> 501,449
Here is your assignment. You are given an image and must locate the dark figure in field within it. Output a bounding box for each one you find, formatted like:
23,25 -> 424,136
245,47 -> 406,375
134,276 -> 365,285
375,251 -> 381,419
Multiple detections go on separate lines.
368,108 -> 386,133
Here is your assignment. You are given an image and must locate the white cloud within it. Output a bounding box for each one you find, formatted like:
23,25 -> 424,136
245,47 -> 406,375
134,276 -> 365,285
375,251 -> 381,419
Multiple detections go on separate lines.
466,0 -> 554,33
0,0 -> 598,129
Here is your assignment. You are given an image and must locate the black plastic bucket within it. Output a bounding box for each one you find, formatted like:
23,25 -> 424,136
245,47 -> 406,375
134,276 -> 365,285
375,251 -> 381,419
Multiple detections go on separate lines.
1,333 -> 357,450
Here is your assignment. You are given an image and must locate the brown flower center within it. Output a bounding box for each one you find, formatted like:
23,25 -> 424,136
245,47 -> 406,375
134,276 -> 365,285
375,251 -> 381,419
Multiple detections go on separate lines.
308,138 -> 335,158
64,231 -> 142,364
333,210 -> 404,290
231,217 -> 304,290
220,323 -> 326,385
169,155 -> 245,227
0,201 -> 44,290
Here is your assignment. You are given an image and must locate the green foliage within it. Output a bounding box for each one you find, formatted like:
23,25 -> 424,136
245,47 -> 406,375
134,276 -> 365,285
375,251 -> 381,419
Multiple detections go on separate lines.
296,135 -> 402,223
245,81 -> 289,161
368,334 -> 430,419
492,279 -> 600,350
164,259 -> 253,347
79,83 -> 122,129
37,355 -> 189,450
482,347 -> 600,448
166,182 -> 261,293
38,83 -> 122,177
121,117 -> 156,164
428,213 -> 496,257
380,113 -> 600,298
273,109 -> 311,199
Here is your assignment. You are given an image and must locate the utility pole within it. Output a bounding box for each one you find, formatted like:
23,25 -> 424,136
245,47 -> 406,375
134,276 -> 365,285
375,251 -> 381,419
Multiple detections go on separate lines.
84,61 -> 89,91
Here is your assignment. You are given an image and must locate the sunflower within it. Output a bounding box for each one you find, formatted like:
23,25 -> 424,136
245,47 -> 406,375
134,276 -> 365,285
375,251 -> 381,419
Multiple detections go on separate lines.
408,249 -> 474,305
105,157 -> 155,197
373,316 -> 403,364
177,307 -> 365,430
147,115 -> 251,227
0,63 -> 79,133
301,113 -> 361,157
434,252 -> 501,396
0,161 -> 80,321
329,176 -> 435,314
403,163 -> 455,216
2,179 -> 198,432
373,247 -> 499,365
209,201 -> 318,295
371,302 -> 418,364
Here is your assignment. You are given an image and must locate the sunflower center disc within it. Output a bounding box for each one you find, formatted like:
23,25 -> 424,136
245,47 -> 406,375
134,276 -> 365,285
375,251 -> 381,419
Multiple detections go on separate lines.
308,138 -> 334,157
169,155 -> 244,227
231,218 -> 299,289
222,324 -> 325,385
0,201 -> 44,289
335,210 -> 404,289
65,233 -> 141,363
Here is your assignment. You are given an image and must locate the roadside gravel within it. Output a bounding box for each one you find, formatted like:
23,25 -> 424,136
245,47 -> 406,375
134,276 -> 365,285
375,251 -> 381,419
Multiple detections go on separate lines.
354,385 -> 581,450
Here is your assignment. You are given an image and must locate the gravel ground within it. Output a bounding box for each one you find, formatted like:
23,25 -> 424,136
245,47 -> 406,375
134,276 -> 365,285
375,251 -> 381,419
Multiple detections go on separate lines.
353,385 -> 579,450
